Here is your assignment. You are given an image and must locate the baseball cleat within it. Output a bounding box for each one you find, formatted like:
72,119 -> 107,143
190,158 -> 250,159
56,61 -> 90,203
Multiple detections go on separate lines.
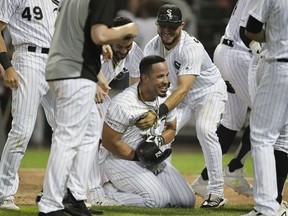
200,194 -> 225,208
90,197 -> 122,206
190,175 -> 208,198
63,188 -> 103,215
36,189 -> 43,203
241,209 -> 268,216
224,166 -> 253,197
0,199 -> 20,210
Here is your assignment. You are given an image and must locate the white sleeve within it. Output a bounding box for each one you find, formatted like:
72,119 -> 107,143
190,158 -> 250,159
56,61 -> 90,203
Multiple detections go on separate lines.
105,102 -> 131,133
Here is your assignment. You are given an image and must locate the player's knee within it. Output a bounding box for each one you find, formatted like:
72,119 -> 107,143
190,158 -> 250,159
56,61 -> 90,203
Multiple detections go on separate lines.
196,123 -> 217,144
144,189 -> 170,208
179,190 -> 196,208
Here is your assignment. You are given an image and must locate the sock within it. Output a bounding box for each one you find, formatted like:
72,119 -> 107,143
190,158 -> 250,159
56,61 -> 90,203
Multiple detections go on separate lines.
228,126 -> 251,172
275,150 -> 288,204
216,124 -> 237,154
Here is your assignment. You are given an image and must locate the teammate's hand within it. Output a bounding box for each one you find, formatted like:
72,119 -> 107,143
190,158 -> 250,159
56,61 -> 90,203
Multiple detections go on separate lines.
3,67 -> 19,88
136,110 -> 157,130
249,41 -> 262,60
102,44 -> 113,62
95,84 -> 108,104
97,71 -> 111,96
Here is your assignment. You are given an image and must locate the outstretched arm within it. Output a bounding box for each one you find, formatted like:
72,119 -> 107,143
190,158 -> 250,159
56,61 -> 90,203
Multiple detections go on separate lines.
0,21 -> 19,88
91,22 -> 138,45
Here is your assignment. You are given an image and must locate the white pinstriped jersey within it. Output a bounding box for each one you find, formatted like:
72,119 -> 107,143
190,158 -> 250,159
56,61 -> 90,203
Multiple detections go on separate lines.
223,0 -> 250,52
101,42 -> 143,83
239,0 -> 255,28
249,0 -> 288,60
144,31 -> 222,102
0,0 -> 58,47
105,83 -> 176,151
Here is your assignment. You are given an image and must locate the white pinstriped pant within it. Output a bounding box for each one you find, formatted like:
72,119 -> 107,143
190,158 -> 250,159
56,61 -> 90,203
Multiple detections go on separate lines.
104,154 -> 196,207
175,79 -> 227,197
0,50 -> 55,202
38,79 -> 100,213
250,60 -> 288,215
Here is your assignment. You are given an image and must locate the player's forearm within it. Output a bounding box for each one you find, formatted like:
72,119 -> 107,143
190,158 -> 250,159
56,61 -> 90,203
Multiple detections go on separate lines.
164,87 -> 189,111
245,30 -> 265,43
102,139 -> 135,160
161,128 -> 176,144
91,23 -> 137,45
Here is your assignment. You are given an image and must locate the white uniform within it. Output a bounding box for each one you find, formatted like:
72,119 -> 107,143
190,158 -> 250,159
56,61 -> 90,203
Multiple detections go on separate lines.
0,0 -> 58,203
87,42 -> 144,202
103,84 -> 196,207
212,0 -> 256,176
145,31 -> 228,198
248,0 -> 288,215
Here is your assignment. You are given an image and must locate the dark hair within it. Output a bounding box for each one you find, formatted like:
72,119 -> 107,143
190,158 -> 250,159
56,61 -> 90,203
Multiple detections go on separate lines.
139,55 -> 166,75
113,17 -> 134,40
113,16 -> 133,27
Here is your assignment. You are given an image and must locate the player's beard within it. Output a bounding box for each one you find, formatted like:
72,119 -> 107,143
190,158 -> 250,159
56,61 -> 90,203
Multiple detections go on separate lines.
161,32 -> 181,48
113,51 -> 127,62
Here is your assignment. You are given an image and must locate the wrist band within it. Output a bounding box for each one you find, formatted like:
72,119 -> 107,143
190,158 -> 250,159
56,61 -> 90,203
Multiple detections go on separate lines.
0,52 -> 12,70
158,103 -> 169,118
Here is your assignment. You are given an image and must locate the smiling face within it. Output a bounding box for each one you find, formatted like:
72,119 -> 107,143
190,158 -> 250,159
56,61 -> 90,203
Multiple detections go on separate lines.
157,23 -> 184,50
111,38 -> 133,62
144,61 -> 170,99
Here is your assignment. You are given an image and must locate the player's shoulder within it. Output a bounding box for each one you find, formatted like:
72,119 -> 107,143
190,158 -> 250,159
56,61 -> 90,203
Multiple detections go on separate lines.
144,35 -> 160,54
112,84 -> 138,106
181,31 -> 203,48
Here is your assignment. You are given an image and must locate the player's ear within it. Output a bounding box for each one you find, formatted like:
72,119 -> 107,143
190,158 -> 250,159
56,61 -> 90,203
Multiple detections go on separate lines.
141,74 -> 149,83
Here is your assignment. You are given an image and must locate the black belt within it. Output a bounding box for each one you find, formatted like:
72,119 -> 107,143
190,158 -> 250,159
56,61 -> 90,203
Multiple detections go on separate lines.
222,38 -> 234,47
276,58 -> 288,62
28,46 -> 49,54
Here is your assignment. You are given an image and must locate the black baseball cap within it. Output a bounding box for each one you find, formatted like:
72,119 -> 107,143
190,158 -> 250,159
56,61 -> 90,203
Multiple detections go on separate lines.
156,4 -> 183,26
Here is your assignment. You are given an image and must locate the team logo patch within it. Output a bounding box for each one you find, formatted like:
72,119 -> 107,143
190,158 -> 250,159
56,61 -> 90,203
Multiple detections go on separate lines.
174,61 -> 181,70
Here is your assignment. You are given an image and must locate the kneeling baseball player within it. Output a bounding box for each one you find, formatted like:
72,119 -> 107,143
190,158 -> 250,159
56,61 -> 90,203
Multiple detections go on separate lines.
101,55 -> 196,208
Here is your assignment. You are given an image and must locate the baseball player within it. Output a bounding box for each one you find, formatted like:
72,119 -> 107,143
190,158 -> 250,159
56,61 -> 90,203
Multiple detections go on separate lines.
101,55 -> 196,208
242,0 -> 288,215
37,0 -> 138,215
192,0 -> 256,199
141,4 -> 228,208
0,0 -> 59,210
87,16 -> 144,206
240,1 -> 288,214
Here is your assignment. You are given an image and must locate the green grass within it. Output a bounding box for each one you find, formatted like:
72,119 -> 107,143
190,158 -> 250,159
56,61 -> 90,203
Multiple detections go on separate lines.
20,149 -> 254,176
5,148 -> 254,216
0,205 -> 253,216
